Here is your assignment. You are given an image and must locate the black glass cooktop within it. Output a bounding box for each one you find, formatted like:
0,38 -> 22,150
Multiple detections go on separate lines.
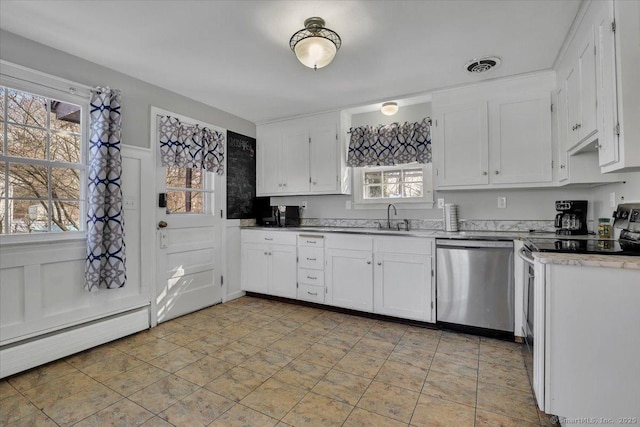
526,238 -> 639,256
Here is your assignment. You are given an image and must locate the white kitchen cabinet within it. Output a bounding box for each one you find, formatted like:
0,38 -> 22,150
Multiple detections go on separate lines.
240,230 -> 297,298
433,101 -> 489,187
488,92 -> 553,184
373,237 -> 434,322
325,235 -> 373,312
297,233 -> 326,303
432,72 -> 554,189
555,85 -> 569,182
256,111 -> 350,196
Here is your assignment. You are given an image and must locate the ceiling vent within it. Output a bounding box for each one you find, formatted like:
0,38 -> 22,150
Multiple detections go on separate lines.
465,57 -> 501,73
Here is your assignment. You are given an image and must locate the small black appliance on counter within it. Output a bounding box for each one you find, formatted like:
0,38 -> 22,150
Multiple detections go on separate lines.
254,199 -> 301,227
554,200 -> 588,235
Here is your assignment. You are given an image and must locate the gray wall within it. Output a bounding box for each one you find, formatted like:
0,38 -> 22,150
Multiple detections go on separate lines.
592,172 -> 640,219
0,30 -> 255,147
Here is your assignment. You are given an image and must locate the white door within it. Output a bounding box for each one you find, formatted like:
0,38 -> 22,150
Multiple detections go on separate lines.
153,109 -> 223,324
374,252 -> 432,322
326,248 -> 373,311
434,101 -> 489,187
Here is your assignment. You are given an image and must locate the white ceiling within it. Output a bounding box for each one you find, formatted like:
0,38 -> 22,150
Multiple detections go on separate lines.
0,0 -> 581,124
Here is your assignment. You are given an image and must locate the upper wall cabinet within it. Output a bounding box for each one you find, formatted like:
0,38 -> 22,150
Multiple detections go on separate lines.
432,72 -> 554,189
560,0 -> 640,173
256,111 -> 351,196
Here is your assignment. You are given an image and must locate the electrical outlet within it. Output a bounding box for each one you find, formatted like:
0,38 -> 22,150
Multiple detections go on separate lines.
437,198 -> 445,209
123,199 -> 136,210
498,196 -> 507,209
610,192 -> 616,208
301,201 -> 307,209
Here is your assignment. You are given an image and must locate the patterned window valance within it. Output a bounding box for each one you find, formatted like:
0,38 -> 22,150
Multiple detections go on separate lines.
158,115 -> 225,174
347,118 -> 431,167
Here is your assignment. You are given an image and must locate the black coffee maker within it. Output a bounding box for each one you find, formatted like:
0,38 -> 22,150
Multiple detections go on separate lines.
554,200 -> 588,235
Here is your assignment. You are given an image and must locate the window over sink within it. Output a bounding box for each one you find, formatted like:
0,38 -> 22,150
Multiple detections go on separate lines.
352,163 -> 433,209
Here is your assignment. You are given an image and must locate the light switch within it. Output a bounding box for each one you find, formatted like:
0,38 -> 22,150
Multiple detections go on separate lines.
123,199 -> 136,210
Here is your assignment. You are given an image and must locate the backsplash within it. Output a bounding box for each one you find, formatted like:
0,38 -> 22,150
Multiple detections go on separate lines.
298,218 -> 558,232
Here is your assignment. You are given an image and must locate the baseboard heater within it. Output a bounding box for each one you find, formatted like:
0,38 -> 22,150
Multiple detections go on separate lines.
0,306 -> 149,379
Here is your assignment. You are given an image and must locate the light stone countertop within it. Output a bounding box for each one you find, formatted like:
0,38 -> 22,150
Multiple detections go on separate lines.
533,252 -> 640,270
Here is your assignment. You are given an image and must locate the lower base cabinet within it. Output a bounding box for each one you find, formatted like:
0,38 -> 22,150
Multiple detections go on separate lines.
326,248 -> 374,312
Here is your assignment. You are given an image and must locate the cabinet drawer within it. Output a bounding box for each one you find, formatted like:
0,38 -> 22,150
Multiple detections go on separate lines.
298,268 -> 324,286
375,237 -> 433,255
298,247 -> 324,269
298,234 -> 325,247
326,234 -> 373,251
297,284 -> 325,303
242,230 -> 296,245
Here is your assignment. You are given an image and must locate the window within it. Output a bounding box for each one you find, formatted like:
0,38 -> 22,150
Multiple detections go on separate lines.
0,85 -> 86,234
353,163 -> 433,209
165,165 -> 214,214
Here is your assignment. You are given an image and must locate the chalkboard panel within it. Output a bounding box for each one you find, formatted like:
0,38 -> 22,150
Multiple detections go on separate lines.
226,131 -> 257,219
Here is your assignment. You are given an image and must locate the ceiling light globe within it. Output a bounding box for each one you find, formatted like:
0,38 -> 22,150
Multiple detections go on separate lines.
381,102 -> 399,116
294,36 -> 337,70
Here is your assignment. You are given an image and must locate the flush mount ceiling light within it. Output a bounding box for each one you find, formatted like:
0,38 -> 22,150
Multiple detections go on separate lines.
290,17 -> 341,70
465,56 -> 501,73
381,102 -> 399,116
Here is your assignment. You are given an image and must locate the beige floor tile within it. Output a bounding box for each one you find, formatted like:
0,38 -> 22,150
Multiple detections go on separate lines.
429,353 -> 478,379
436,340 -> 480,360
220,323 -> 259,340
261,319 -> 303,335
174,356 -> 234,386
476,383 -> 540,424
374,359 -> 428,392
539,408 -> 559,427
397,330 -> 441,351
73,398 -> 154,427
42,383 -> 121,426
123,338 -> 181,362
365,323 -> 407,344
282,392 -> 353,427
388,344 -> 434,369
128,375 -> 200,414
139,416 -> 174,426
351,337 -> 395,359
272,359 -> 330,390
7,360 -> 77,392
160,327 -> 208,346
78,352 -> 144,382
0,380 -> 19,400
479,342 -> 526,368
241,349 -> 294,376
3,409 -> 57,426
111,332 -> 161,354
411,394 -> 475,427
184,333 -> 235,355
64,345 -> 124,369
0,394 -> 42,425
286,324 -> 330,343
311,369 -> 371,405
332,322 -> 371,338
268,335 -> 315,357
334,351 -> 386,379
209,403 -> 278,427
441,331 -> 481,344
214,346 -> 252,365
479,359 -> 531,392
240,378 -> 307,419
240,329 -> 286,348
297,343 -> 347,368
422,370 -> 478,407
204,366 -> 269,402
317,331 -> 361,351
225,340 -> 264,357
159,388 -> 234,426
343,407 -> 408,427
23,370 -> 99,409
475,408 -> 541,427
102,363 -> 170,396
357,381 -> 420,423
146,319 -> 194,338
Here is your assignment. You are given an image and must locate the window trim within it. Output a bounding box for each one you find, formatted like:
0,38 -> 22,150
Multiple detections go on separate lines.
352,163 -> 434,210
0,61 -> 90,241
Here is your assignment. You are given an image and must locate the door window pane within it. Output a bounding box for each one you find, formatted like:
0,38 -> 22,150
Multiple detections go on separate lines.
166,191 -> 204,214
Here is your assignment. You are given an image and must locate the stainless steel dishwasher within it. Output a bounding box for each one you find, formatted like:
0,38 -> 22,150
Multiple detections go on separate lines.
436,239 -> 514,332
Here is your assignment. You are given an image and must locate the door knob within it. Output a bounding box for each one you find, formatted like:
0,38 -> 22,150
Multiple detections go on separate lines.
158,221 -> 168,229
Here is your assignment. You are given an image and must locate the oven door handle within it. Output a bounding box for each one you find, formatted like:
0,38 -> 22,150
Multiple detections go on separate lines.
518,247 -> 535,264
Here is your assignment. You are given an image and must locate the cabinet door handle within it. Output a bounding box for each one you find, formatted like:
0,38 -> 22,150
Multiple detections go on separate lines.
264,252 -> 268,255
482,171 -> 488,175
366,261 -> 372,264
560,164 -> 566,169
283,183 -> 287,187
306,257 -> 317,261
264,237 -> 273,241
278,184 -> 283,187
306,240 -> 316,244
594,143 -> 601,149
307,276 -> 317,280
307,291 -> 318,296
377,262 -> 382,266
495,170 -> 500,175
576,123 -> 581,129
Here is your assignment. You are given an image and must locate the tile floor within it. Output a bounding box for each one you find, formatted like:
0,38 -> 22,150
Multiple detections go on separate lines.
1,296 -> 557,426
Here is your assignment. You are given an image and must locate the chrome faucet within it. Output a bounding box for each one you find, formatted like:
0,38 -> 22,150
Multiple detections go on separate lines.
387,203 -> 397,229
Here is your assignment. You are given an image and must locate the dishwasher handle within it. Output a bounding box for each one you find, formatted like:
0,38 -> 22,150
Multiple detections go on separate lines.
517,247 -> 535,264
436,239 -> 513,249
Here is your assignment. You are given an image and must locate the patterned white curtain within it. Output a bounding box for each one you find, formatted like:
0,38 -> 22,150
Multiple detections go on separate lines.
158,115 -> 225,174
347,118 -> 431,167
85,88 -> 126,291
